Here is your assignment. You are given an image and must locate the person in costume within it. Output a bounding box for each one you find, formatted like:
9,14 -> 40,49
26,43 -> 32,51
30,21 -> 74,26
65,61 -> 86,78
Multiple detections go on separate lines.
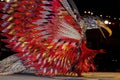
0,0 -> 112,76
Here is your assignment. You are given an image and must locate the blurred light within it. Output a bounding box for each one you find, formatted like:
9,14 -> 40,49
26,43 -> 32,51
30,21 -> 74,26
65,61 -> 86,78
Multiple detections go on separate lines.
106,16 -> 108,17
88,11 -> 90,14
104,20 -> 109,24
112,59 -> 118,62
119,18 -> 120,20
108,16 -> 111,18
108,22 -> 111,25
114,18 -> 116,20
91,12 -> 93,15
112,22 -> 115,25
100,15 -> 102,17
5,0 -> 10,2
115,60 -> 117,62
84,11 -> 87,13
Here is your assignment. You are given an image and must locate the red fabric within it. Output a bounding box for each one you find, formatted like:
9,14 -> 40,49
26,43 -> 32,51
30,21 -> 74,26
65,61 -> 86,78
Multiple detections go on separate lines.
0,2 -> 4,10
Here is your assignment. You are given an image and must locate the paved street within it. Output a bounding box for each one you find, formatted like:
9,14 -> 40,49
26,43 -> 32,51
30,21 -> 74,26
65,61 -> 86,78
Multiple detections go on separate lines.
0,72 -> 120,80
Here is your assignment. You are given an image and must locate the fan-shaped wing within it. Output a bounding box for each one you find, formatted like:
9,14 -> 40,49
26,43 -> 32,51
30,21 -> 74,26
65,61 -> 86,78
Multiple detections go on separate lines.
0,0 -> 83,76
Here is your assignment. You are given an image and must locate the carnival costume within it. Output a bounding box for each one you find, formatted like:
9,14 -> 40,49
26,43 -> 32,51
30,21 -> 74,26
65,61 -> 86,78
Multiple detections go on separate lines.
0,0 -> 112,76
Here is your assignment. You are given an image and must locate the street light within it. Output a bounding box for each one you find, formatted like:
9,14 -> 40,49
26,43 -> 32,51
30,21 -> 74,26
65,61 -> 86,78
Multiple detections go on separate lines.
84,11 -> 87,13
100,15 -> 102,17
91,12 -> 93,15
88,11 -> 90,14
104,20 -> 109,24
108,22 -> 111,25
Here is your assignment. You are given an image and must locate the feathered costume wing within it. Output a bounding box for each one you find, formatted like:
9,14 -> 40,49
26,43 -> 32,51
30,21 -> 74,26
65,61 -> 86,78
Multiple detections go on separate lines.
0,0 -> 111,76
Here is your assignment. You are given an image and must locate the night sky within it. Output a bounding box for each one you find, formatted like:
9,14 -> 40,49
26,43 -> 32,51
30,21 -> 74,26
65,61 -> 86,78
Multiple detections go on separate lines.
74,0 -> 120,17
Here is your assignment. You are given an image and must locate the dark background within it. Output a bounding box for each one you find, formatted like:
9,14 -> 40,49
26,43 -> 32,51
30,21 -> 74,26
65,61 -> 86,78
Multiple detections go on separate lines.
0,0 -> 120,72
74,0 -> 120,17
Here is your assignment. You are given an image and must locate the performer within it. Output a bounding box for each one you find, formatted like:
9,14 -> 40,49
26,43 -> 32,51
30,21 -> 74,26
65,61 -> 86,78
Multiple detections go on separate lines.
0,0 -> 112,76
